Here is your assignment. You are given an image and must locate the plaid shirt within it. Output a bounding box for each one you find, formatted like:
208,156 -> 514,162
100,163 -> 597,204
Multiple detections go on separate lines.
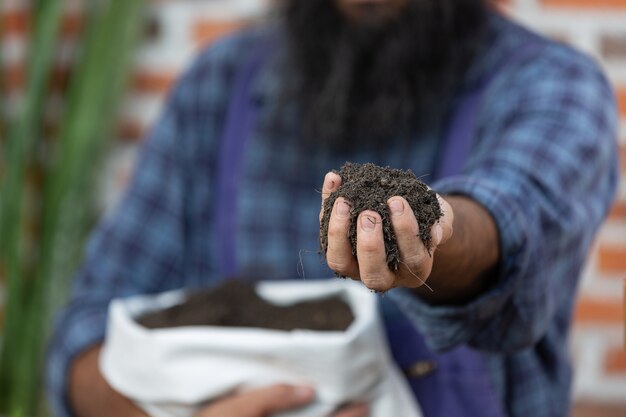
47,13 -> 618,417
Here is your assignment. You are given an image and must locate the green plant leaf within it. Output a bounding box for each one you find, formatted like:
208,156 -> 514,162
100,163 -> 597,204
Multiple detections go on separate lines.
0,1 -> 146,414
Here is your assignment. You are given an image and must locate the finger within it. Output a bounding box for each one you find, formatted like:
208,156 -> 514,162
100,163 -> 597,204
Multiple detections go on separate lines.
387,197 -> 433,288
330,403 -> 370,417
356,211 -> 395,292
198,385 -> 314,417
326,198 -> 360,278
319,172 -> 342,223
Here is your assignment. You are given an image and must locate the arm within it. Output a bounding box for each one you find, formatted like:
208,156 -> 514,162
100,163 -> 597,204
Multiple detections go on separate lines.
322,46 -> 619,352
422,196 -> 499,304
69,346 -> 148,417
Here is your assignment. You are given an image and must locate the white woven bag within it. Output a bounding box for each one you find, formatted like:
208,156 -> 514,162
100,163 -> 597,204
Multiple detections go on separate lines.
100,280 -> 422,417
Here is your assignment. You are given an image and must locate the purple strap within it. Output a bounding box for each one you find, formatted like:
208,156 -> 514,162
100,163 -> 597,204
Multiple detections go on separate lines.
435,89 -> 483,180
435,42 -> 542,180
215,47 -> 268,278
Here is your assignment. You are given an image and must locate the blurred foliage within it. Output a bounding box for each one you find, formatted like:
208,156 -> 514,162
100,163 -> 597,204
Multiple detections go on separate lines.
0,1 -> 146,415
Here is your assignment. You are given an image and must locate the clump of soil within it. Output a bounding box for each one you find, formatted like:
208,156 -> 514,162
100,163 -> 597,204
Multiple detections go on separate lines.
320,162 -> 442,272
137,280 -> 354,332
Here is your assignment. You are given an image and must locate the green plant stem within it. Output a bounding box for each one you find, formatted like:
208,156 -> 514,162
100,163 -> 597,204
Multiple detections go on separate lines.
0,1 -> 64,412
35,1 -> 145,415
1,0 -> 145,414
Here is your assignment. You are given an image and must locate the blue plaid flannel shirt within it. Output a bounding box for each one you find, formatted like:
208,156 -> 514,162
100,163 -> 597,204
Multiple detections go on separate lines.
47,12 -> 619,417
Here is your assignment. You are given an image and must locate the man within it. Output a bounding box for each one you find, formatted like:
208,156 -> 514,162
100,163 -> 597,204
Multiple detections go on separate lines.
47,0 -> 619,416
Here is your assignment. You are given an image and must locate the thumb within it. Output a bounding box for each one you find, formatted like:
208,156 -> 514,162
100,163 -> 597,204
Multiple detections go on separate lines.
434,194 -> 454,245
198,385 -> 315,417
246,385 -> 315,416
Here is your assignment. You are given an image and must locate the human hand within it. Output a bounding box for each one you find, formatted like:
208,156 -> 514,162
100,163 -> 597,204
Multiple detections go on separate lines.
194,384 -> 369,417
319,171 -> 454,292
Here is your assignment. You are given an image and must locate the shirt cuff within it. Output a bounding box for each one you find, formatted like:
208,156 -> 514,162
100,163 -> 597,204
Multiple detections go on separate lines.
46,307 -> 108,417
386,175 -> 532,352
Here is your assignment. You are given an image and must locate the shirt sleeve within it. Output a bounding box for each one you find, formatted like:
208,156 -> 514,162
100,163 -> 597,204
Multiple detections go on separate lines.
387,45 -> 620,353
44,36 -> 241,417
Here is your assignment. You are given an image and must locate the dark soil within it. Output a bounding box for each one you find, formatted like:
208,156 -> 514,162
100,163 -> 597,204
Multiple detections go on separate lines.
320,162 -> 442,273
137,280 -> 354,332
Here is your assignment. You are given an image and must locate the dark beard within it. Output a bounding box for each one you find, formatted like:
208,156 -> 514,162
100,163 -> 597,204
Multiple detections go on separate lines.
281,0 -> 488,149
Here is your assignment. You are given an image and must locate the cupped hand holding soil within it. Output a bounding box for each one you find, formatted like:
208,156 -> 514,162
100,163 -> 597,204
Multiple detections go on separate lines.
319,162 -> 454,293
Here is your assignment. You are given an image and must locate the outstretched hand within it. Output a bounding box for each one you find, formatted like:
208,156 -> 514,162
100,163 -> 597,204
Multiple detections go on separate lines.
319,171 -> 454,293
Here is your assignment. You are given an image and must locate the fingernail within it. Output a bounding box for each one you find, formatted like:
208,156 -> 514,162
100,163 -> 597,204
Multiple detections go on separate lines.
389,198 -> 404,215
326,173 -> 340,190
292,386 -> 315,400
336,200 -> 350,217
434,224 -> 443,245
361,215 -> 377,232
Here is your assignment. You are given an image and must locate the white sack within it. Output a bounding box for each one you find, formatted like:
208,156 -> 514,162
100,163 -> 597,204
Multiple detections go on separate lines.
100,280 -> 422,417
